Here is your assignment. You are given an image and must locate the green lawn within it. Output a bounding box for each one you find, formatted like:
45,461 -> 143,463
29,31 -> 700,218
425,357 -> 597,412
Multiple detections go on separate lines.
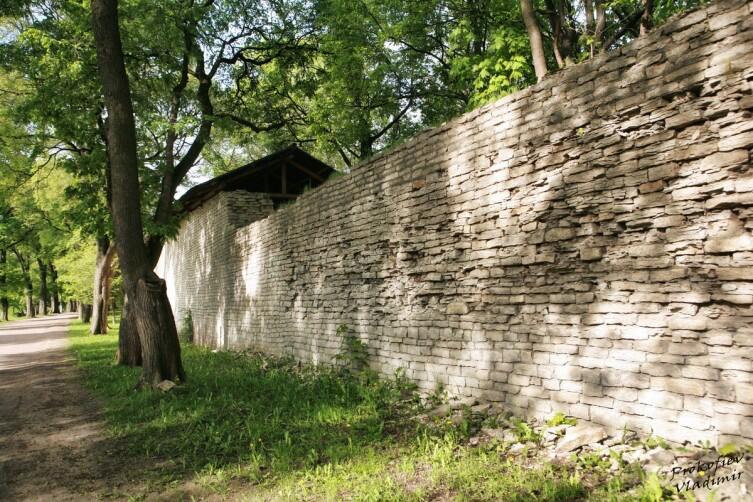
68,321 -> 664,501
1,310 -> 25,322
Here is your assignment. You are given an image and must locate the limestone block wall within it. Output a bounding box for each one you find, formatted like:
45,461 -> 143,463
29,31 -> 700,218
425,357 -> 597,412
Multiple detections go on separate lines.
158,0 -> 753,445
157,191 -> 274,347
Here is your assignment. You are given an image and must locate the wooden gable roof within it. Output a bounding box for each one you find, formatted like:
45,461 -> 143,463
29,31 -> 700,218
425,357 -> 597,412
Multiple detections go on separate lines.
179,144 -> 336,211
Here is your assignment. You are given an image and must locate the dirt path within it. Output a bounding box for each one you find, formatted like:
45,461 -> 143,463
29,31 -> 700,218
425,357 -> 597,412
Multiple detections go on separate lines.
0,314 -> 134,501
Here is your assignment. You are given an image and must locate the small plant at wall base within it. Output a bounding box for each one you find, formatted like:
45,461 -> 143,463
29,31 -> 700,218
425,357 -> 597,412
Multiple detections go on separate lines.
333,324 -> 370,375
179,310 -> 194,344
511,418 -> 543,444
547,411 -> 577,427
429,381 -> 448,407
643,435 -> 670,450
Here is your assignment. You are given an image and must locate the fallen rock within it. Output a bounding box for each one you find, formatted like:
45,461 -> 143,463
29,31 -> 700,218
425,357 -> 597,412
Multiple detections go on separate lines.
586,442 -> 609,453
450,397 -> 478,410
641,447 -> 675,465
428,404 -> 452,418
674,448 -> 704,461
544,424 -> 571,442
623,448 -> 646,464
156,380 -> 177,392
603,436 -> 621,447
450,413 -> 465,426
471,403 -> 491,415
609,444 -> 632,455
482,427 -> 516,443
489,404 -> 508,417
555,423 -> 608,453
604,430 -> 637,446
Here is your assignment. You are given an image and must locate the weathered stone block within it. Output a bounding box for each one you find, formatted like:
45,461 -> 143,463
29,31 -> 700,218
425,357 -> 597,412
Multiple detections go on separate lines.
705,233 -> 753,253
545,227 -> 577,242
446,302 -> 469,315
667,342 -> 707,356
706,193 -> 753,210
666,110 -> 704,129
668,317 -> 707,331
736,384 -> 753,404
602,370 -> 650,389
719,131 -> 753,151
579,247 -> 604,261
667,291 -> 710,303
638,389 -> 684,410
681,365 -> 719,380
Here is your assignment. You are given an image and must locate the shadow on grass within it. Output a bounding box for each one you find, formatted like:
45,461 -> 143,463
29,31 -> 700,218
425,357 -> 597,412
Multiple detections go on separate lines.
68,322 -> 640,501
70,322 -> 416,477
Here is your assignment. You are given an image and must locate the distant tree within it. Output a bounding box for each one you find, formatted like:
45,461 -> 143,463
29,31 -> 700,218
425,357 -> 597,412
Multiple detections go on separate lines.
4,0 -> 311,364
56,237 -> 96,311
519,0 -> 709,80
11,246 -> 34,317
0,249 -> 7,321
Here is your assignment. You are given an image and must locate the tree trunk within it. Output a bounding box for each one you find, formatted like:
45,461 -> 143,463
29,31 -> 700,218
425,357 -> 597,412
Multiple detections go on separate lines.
111,295 -> 119,325
68,299 -> 77,312
37,259 -> 49,316
25,293 -> 35,318
0,249 -> 7,321
545,0 -> 565,68
520,0 -> 548,81
91,237 -> 115,334
359,137 -> 373,160
640,0 -> 654,36
79,304 -> 92,323
116,294 -> 142,367
133,277 -> 184,387
595,0 -> 607,51
92,0 -> 184,386
49,262 -> 61,314
13,248 -> 34,319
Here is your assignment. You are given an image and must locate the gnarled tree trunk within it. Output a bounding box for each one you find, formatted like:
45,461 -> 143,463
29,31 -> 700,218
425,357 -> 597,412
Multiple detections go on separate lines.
92,0 -> 184,386
116,294 -> 142,366
133,277 -> 184,387
91,236 -> 115,334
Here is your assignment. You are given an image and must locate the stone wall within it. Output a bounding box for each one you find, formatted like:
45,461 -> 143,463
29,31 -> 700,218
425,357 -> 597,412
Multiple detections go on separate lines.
157,0 -> 753,445
159,191 -> 274,348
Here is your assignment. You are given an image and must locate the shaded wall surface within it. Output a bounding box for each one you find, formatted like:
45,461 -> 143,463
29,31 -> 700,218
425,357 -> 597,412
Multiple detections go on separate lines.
157,0 -> 753,445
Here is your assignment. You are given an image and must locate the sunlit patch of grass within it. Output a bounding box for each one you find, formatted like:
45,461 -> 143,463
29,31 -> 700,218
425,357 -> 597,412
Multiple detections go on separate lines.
69,322 -> 418,483
0,310 -> 27,322
68,321 -> 653,500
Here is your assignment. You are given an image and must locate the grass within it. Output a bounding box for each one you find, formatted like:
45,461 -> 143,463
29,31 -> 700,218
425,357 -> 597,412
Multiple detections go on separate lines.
68,321 -> 668,501
1,310 -> 25,322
